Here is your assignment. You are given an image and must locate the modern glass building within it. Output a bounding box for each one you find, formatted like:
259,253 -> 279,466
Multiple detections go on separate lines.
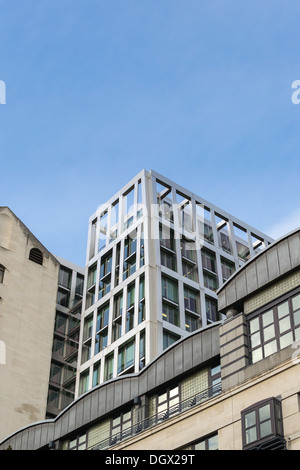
76,169 -> 273,397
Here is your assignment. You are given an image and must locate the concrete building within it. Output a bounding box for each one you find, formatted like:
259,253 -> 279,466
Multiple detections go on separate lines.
0,207 -> 60,441
2,226 -> 300,451
76,169 -> 272,398
46,257 -> 84,418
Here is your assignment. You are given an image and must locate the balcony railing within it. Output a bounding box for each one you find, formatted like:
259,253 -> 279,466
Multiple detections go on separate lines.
90,382 -> 222,450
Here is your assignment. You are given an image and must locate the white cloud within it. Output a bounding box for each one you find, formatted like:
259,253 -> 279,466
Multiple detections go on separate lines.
267,208 -> 300,240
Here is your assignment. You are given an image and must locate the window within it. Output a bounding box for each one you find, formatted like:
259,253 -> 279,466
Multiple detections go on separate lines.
162,276 -> 178,303
182,260 -> 198,282
160,224 -> 175,252
123,234 -> 137,280
221,258 -> 235,282
0,265 -> 4,283
126,283 -> 135,333
163,330 -> 180,350
111,409 -> 133,443
184,286 -> 200,313
58,267 -> 72,289
95,303 -> 109,354
138,276 -> 145,323
162,302 -> 179,326
241,398 -> 285,450
182,433 -> 218,450
29,248 -> 43,265
104,353 -> 114,381
92,362 -> 101,387
118,340 -> 135,374
201,249 -> 216,273
206,296 -> 219,323
185,312 -> 200,332
112,293 -> 123,342
75,274 -> 84,296
158,386 -> 179,416
248,289 -> 300,364
99,252 -> 112,299
79,370 -> 89,395
139,331 -> 145,370
57,288 -> 70,308
68,432 -> 87,450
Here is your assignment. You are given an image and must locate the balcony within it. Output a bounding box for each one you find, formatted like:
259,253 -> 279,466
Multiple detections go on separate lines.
90,382 -> 222,450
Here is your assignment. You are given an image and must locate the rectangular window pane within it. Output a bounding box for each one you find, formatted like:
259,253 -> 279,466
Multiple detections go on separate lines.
250,318 -> 259,334
245,410 -> 256,428
262,310 -> 273,327
251,331 -> 261,348
259,404 -> 270,422
246,427 -> 257,444
292,294 -> 300,311
279,316 -> 291,334
264,340 -> 277,357
280,331 -> 293,349
252,348 -> 263,363
260,420 -> 272,438
263,324 -> 275,341
277,301 -> 289,318
294,309 -> 300,326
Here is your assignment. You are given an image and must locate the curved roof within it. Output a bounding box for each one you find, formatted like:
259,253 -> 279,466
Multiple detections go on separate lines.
0,322 -> 220,450
217,227 -> 300,313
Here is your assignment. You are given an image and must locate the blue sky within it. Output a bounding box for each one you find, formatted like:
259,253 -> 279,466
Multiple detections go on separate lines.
1,0 -> 300,267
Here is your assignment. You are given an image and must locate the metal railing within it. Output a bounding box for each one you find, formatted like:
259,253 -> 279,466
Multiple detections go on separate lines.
90,382 -> 222,450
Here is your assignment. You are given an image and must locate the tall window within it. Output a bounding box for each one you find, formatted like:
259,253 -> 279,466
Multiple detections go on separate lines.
248,289 -> 300,364
112,293 -> 123,342
104,353 -> 114,381
118,340 -> 135,375
99,252 -> 112,299
126,283 -> 135,333
123,234 -> 137,280
58,267 -> 72,289
95,303 -> 109,354
161,276 -> 178,303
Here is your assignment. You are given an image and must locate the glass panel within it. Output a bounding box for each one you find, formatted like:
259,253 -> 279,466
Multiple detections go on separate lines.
194,441 -> 205,450
170,386 -> 179,398
250,318 -> 260,334
208,435 -> 218,450
277,301 -> 289,318
293,309 -> 300,326
251,332 -> 261,348
245,427 -> 257,444
292,294 -> 300,311
263,324 -> 275,341
262,310 -> 273,327
245,410 -> 256,428
260,420 -> 272,438
295,327 -> 300,341
259,404 -> 270,422
264,340 -> 277,357
169,397 -> 179,407
279,316 -> 291,333
252,348 -> 263,363
158,393 -> 167,404
280,332 -> 293,349
158,402 -> 168,413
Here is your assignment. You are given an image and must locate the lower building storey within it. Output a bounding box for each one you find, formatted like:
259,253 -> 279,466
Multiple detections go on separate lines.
1,318 -> 300,451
